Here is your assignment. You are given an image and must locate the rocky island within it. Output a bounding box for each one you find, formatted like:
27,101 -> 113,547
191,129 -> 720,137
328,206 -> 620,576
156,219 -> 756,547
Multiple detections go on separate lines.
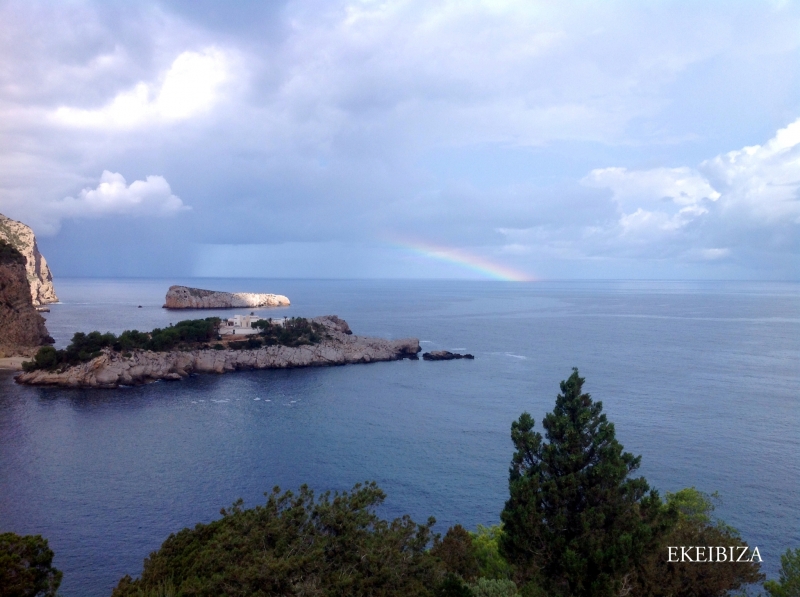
164,285 -> 290,309
15,315 -> 420,388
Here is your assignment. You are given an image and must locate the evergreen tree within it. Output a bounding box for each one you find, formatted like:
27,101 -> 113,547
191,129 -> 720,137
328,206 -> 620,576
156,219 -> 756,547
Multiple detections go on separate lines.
112,482 -> 443,597
500,368 -> 664,597
764,548 -> 800,597
0,532 -> 62,597
632,488 -> 763,596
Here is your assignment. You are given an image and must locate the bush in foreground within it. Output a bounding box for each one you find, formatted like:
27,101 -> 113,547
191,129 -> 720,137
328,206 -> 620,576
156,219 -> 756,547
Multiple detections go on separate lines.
764,548 -> 800,597
112,482 -> 441,597
0,532 -> 62,597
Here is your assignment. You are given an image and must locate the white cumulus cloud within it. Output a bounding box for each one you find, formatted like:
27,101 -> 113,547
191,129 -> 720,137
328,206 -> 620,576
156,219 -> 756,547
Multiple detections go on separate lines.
51,47 -> 230,129
702,118 -> 800,224
0,171 -> 189,235
52,171 -> 189,219
582,117 -> 800,255
583,166 -> 721,236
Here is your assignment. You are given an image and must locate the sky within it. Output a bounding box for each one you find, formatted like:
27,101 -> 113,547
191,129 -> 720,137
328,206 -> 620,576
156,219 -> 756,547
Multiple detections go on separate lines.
0,0 -> 798,280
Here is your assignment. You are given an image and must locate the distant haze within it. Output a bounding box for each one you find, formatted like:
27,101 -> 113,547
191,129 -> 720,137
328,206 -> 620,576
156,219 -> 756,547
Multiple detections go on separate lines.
0,1 -> 798,279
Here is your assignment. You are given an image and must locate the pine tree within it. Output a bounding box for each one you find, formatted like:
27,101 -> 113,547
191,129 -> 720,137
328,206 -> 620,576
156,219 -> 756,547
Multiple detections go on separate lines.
500,368 -> 663,597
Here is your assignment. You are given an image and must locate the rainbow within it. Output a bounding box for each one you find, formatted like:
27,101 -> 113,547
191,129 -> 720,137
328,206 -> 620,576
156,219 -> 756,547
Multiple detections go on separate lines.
390,239 -> 535,282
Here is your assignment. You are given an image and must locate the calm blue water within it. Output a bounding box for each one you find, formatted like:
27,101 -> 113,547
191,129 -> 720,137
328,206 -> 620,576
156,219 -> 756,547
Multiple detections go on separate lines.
1,278 -> 798,596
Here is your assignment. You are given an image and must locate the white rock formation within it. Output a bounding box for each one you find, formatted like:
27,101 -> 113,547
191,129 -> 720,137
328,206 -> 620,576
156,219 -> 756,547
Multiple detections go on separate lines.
0,213 -> 57,306
15,316 -> 420,388
164,285 -> 290,309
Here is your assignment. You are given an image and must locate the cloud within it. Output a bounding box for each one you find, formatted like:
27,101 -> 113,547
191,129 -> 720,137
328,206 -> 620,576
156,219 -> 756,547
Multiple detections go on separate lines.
1,1 -> 800,278
584,166 -> 721,235
53,170 -> 189,218
4,171 -> 190,234
580,117 -> 800,257
51,48 -> 230,129
702,118 -> 800,224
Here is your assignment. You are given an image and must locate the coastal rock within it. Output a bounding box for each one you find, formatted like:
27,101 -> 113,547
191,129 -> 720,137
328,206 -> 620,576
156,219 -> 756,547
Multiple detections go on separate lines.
422,350 -> 474,361
164,285 -> 290,309
0,213 -> 58,306
15,316 -> 420,388
0,241 -> 53,357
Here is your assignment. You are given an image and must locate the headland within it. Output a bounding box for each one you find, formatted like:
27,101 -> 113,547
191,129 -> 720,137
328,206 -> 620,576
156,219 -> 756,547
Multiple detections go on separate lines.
15,315 -> 420,388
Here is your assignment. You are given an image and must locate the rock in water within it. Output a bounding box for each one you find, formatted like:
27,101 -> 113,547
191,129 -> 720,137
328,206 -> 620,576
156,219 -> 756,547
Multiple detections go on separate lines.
0,241 -> 53,357
163,285 -> 290,309
422,350 -> 474,361
0,213 -> 58,306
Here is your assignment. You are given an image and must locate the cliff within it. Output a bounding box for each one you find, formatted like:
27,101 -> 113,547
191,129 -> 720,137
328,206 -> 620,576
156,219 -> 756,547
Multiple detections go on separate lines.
164,285 -> 290,309
0,213 -> 57,306
0,241 -> 53,357
15,316 -> 419,388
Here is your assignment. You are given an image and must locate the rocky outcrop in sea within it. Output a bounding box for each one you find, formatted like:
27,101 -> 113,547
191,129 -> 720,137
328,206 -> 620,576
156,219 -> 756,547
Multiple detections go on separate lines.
0,213 -> 58,306
422,350 -> 475,361
0,241 -> 53,357
15,316 -> 419,388
164,285 -> 290,309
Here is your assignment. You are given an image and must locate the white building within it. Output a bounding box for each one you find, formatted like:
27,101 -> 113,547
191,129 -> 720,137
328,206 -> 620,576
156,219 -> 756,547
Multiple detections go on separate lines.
219,314 -> 287,336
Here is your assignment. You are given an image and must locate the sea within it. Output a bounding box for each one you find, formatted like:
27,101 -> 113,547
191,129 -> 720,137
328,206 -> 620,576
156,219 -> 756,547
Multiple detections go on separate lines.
1,278 -> 798,596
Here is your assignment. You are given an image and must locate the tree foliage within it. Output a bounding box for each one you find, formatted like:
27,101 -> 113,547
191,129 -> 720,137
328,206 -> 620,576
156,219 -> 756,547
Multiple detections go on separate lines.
112,482 -> 442,597
0,240 -> 26,266
22,318 -> 221,371
431,525 -> 480,582
764,548 -> 800,597
470,526 -> 512,581
467,578 -> 519,597
0,532 -> 62,597
499,368 -> 667,597
252,317 -> 325,347
632,488 -> 763,596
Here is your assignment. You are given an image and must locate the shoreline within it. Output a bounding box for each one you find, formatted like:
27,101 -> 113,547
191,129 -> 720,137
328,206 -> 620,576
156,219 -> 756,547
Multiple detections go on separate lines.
0,357 -> 26,371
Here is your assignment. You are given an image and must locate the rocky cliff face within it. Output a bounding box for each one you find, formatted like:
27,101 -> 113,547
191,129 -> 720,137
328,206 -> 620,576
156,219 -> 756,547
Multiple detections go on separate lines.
16,316 -> 419,388
164,285 -> 290,309
0,241 -> 53,357
0,213 -> 57,306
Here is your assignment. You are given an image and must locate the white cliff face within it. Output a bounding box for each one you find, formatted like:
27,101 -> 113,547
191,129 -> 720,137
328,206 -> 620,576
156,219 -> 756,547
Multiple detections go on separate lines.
15,316 -> 420,388
164,285 -> 290,309
0,213 -> 58,306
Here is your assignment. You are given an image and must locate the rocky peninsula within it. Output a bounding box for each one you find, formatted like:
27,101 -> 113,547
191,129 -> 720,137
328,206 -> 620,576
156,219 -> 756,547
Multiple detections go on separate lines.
0,213 -> 57,306
15,316 -> 420,388
164,285 -> 290,309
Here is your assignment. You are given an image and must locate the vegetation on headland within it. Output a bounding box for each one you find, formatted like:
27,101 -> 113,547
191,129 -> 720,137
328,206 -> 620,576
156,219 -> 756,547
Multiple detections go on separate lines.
21,318 -> 221,372
3,369 -> 795,596
21,316 -> 327,372
0,239 -> 26,266
251,317 -> 326,347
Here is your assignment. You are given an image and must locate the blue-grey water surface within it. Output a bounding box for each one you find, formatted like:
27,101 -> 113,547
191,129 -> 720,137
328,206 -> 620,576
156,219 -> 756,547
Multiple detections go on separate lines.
1,278 -> 798,596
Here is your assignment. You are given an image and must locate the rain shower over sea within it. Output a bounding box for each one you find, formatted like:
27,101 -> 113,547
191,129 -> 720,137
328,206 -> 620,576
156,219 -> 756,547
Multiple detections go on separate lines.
1,278 -> 798,597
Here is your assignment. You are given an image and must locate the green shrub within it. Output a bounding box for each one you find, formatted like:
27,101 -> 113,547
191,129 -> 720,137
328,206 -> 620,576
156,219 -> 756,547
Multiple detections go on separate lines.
252,317 -> 325,347
22,318 -> 222,371
112,483 -> 440,597
23,346 -> 59,372
470,525 -> 512,580
468,578 -> 519,597
0,532 -> 62,597
764,547 -> 800,597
